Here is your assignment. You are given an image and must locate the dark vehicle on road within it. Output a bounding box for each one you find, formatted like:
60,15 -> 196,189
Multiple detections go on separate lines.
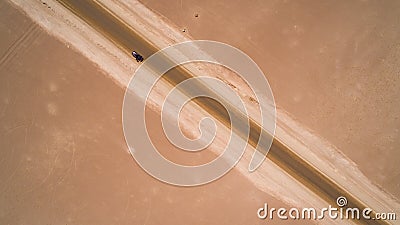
132,51 -> 144,62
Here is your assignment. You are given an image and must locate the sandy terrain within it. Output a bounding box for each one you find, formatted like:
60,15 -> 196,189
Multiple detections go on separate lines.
4,0 -> 399,223
8,0 -> 339,216
140,0 -> 400,199
0,1 -> 315,224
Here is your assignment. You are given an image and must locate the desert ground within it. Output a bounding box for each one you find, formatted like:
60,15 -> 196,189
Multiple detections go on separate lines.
0,1 -> 314,224
1,0 -> 400,224
140,0 -> 400,199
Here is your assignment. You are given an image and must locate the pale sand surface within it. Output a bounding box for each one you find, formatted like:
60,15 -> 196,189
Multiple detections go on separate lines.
7,0 -> 399,219
0,2 -> 312,224
140,0 -> 400,199
8,0 -> 338,216
80,0 -> 398,215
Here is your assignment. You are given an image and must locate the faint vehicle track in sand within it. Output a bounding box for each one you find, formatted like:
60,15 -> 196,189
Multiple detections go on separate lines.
0,23 -> 41,70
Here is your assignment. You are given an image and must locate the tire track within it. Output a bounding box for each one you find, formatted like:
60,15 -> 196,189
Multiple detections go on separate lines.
0,23 -> 41,70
